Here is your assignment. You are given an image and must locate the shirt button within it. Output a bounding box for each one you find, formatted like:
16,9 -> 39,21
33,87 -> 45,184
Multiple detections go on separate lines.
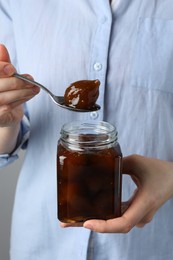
90,111 -> 99,119
93,62 -> 102,71
101,17 -> 108,24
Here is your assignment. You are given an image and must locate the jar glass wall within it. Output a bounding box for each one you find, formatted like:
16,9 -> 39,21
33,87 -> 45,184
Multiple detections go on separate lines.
57,121 -> 122,223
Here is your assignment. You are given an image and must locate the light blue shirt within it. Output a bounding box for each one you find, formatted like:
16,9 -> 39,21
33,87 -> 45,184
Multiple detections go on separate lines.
0,0 -> 173,259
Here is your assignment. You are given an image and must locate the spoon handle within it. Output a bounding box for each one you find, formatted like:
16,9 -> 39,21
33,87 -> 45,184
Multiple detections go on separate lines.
13,73 -> 54,97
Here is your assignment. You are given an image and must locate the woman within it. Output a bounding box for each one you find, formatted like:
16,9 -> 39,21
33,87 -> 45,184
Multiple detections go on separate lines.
0,0 -> 173,259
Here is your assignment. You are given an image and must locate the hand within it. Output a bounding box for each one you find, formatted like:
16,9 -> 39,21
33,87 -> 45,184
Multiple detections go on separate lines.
60,155 -> 173,233
0,44 -> 40,127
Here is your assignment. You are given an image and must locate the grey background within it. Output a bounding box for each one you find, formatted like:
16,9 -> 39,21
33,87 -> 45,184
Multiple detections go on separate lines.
0,152 -> 24,260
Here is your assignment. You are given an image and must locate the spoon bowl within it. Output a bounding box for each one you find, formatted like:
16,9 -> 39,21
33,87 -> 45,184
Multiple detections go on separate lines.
13,73 -> 101,112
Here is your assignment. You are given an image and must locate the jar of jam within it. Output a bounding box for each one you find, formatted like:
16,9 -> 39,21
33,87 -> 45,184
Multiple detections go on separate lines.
57,121 -> 122,223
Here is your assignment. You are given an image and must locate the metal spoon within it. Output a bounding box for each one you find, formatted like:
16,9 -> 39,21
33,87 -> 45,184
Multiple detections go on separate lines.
13,73 -> 101,112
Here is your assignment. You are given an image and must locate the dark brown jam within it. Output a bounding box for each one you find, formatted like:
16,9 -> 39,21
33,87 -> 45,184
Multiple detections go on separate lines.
57,121 -> 122,223
64,79 -> 100,110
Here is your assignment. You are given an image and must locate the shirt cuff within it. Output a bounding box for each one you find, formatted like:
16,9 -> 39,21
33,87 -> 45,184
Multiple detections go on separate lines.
0,115 -> 30,168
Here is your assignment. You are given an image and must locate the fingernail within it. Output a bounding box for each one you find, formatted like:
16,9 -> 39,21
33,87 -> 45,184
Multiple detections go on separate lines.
84,224 -> 93,230
25,74 -> 33,80
4,64 -> 15,75
32,86 -> 40,94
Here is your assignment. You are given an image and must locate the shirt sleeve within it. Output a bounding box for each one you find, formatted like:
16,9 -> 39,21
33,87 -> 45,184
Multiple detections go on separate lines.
0,105 -> 30,168
0,1 -> 27,168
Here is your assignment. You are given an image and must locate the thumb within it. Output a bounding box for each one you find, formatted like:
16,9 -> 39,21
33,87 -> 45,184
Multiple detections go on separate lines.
0,44 -> 16,77
0,44 -> 11,62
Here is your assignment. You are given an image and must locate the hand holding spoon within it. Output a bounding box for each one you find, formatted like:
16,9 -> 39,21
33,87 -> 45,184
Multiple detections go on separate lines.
13,73 -> 100,112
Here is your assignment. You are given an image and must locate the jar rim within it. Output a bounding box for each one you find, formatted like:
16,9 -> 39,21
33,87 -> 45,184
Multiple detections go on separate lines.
60,121 -> 118,148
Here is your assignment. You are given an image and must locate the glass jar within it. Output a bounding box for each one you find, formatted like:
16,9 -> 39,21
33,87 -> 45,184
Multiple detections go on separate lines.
57,121 -> 122,223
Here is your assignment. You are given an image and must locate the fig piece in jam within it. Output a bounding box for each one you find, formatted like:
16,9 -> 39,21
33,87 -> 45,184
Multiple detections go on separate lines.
64,79 -> 100,110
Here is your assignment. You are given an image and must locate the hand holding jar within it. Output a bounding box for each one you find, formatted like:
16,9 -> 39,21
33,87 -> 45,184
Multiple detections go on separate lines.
60,155 -> 173,233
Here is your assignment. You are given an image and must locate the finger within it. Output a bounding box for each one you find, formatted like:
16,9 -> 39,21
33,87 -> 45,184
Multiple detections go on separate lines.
0,87 -> 40,106
0,74 -> 35,92
60,222 -> 83,228
135,223 -> 146,228
0,44 -> 11,62
0,96 -> 32,117
0,45 -> 16,77
122,155 -> 137,177
135,210 -> 155,228
122,155 -> 146,187
0,95 -> 36,115
0,62 -> 16,77
83,217 -> 132,233
121,188 -> 139,215
83,216 -> 134,233
84,189 -> 152,233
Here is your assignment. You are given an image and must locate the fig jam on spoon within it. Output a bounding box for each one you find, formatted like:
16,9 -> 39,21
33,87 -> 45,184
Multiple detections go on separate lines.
64,79 -> 100,110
